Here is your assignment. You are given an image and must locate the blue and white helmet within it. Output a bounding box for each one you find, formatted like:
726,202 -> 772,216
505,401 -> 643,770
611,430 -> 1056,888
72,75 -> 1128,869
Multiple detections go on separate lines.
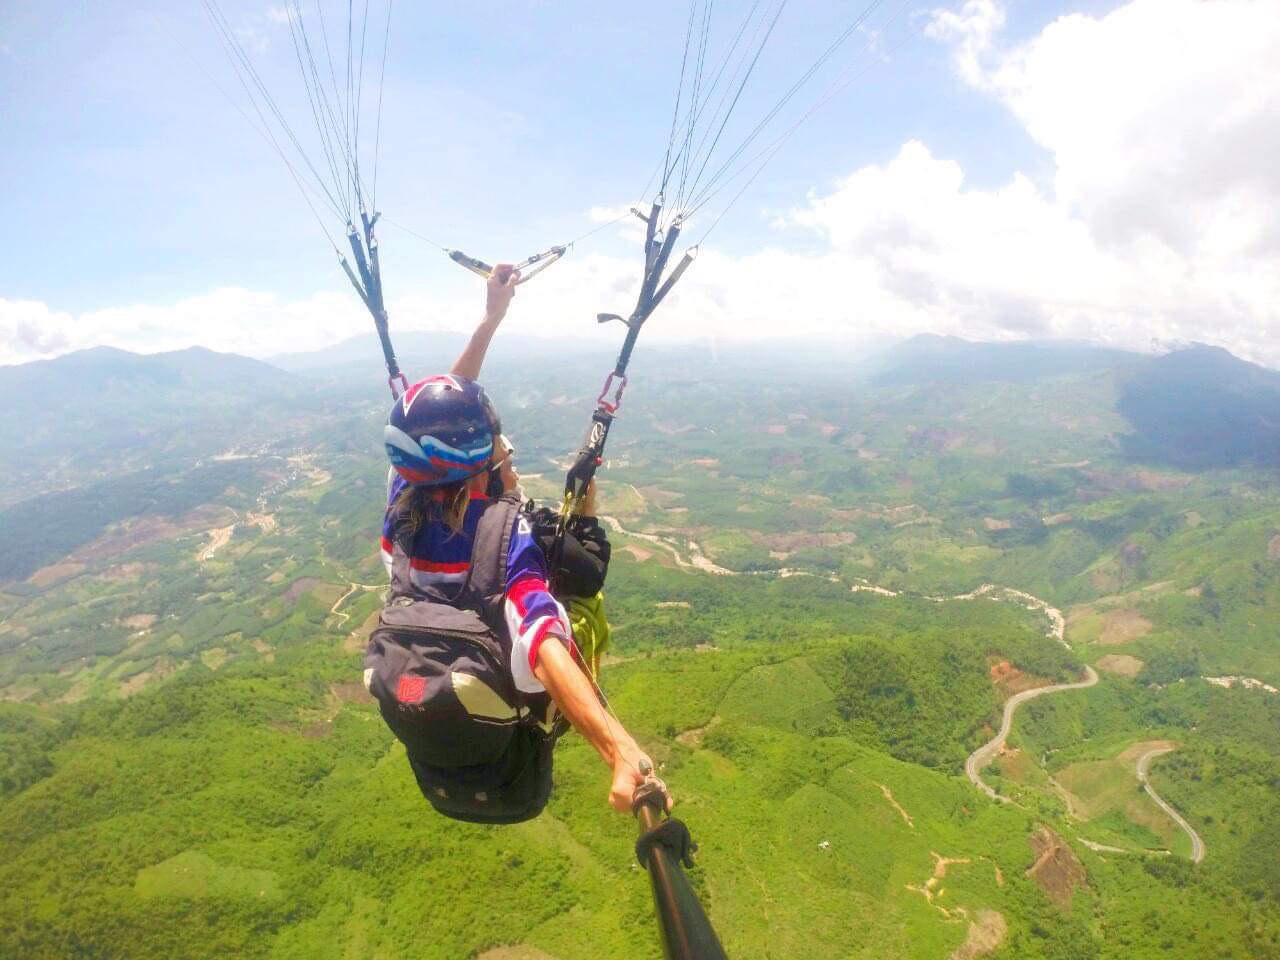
384,375 -> 502,487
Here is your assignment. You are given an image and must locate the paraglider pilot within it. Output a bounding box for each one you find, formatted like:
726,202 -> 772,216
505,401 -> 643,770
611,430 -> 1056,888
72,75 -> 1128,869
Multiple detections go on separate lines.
364,265 -> 665,823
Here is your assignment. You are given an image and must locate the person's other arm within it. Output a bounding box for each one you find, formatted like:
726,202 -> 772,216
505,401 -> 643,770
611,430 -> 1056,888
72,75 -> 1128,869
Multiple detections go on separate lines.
450,264 -> 519,380
533,639 -> 652,812
505,511 -> 654,812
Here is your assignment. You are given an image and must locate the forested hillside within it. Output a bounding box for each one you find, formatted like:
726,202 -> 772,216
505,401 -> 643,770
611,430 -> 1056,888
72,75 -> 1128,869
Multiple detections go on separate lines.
1,338 -> 1278,959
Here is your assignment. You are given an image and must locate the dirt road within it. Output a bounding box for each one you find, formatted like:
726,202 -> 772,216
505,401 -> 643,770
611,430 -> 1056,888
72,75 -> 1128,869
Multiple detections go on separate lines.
964,666 -> 1099,802
329,583 -> 382,626
1136,746 -> 1205,863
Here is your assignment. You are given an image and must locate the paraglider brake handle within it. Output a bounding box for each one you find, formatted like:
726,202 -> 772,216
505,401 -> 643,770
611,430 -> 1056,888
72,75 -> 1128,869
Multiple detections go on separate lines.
596,372 -> 628,414
389,372 -> 410,399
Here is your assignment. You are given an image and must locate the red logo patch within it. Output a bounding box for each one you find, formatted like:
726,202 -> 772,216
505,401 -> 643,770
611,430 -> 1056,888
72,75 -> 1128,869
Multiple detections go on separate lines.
397,675 -> 427,704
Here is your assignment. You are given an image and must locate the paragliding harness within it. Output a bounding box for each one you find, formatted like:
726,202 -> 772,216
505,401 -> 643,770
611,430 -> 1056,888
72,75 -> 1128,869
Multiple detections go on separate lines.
364,494 -> 567,824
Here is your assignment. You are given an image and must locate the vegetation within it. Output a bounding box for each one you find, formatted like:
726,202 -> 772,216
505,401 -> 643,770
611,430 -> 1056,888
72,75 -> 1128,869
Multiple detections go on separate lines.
2,340 -> 1279,958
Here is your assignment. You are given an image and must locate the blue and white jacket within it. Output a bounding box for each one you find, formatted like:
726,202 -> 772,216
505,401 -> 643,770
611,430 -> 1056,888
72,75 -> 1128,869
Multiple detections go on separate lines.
381,476 -> 574,694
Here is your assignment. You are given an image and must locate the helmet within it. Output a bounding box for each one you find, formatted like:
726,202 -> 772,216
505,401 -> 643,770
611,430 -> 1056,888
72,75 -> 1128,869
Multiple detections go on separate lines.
384,375 -> 502,487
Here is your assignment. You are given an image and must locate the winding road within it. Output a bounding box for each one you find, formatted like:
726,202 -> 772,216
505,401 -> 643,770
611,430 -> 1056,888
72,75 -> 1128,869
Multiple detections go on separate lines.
328,583 -> 383,626
964,666 -> 1099,803
602,511 -> 1206,860
1136,747 -> 1205,863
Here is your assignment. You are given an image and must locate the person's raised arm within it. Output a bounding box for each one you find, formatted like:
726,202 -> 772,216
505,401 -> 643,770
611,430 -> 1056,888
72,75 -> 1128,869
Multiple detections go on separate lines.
451,264 -> 519,380
533,639 -> 658,813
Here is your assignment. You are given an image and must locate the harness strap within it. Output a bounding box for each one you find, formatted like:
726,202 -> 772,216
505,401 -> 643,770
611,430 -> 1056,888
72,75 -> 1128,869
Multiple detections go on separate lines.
460,493 -> 521,628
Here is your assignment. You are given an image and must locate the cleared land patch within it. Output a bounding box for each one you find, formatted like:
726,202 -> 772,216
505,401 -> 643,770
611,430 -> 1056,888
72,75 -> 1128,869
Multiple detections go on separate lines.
1095,654 -> 1145,677
1026,826 -> 1086,909
950,909 -> 1007,960
988,660 -> 1050,697
755,530 -> 857,552
200,647 -> 229,671
283,577 -> 323,602
197,524 -> 236,562
993,748 -> 1037,786
26,562 -> 86,588
134,850 -> 280,901
1097,609 -> 1153,645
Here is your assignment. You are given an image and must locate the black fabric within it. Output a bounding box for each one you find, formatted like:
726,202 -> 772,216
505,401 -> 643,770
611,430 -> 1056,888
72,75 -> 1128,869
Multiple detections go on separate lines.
406,724 -> 553,825
368,598 -> 517,768
527,506 -> 611,598
366,493 -> 561,824
635,818 -> 697,868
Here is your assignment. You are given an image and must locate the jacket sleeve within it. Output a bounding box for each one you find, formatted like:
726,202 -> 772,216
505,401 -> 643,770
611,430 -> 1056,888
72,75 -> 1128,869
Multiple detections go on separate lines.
503,511 -> 576,694
380,471 -> 407,578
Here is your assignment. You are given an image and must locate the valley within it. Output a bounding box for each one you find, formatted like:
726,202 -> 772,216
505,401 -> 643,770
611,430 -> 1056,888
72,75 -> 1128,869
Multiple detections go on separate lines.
1,337 -> 1278,959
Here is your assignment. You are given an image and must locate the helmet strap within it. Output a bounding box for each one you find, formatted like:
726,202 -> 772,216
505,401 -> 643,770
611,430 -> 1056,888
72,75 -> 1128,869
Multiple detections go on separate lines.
485,464 -> 505,499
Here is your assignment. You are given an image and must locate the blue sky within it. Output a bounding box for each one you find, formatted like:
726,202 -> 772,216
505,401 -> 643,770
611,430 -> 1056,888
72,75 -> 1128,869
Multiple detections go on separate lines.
1,1 -> 1086,309
4,1 -> 1278,366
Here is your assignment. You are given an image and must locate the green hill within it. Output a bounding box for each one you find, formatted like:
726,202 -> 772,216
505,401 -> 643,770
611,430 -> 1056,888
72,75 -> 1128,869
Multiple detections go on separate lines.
2,339 -> 1279,958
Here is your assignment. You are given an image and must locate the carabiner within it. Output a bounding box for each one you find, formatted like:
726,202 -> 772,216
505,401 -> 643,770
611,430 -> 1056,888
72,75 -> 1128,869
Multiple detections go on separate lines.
596,372 -> 628,414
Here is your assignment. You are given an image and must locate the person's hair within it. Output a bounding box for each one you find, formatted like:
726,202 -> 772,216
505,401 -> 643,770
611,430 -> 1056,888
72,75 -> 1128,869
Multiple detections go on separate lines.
392,479 -> 472,537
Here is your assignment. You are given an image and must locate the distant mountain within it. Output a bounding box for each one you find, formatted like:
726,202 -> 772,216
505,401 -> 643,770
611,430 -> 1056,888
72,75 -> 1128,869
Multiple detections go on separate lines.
0,345 -> 292,400
0,347 -> 301,505
267,332 -> 870,389
869,334 -> 1140,386
268,331 -> 603,377
1119,344 -> 1280,468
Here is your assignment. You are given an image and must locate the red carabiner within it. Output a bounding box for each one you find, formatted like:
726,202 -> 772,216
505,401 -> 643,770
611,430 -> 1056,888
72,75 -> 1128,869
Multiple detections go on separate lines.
596,372 -> 628,414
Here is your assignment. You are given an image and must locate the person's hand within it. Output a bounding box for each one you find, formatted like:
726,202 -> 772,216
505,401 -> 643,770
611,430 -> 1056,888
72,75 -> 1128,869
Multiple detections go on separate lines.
485,263 -> 520,323
608,743 -> 672,814
609,759 -> 644,813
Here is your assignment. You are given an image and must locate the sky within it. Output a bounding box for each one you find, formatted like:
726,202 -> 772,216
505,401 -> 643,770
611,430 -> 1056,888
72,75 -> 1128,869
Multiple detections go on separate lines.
2,0 -> 1278,366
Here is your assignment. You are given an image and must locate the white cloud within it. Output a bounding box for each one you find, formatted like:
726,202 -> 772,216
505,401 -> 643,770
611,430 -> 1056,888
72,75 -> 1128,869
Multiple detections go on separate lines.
0,289 -> 371,366
7,0 -> 1279,368
0,300 -> 76,363
925,0 -> 1005,87
976,0 -> 1280,256
588,204 -> 631,223
911,0 -> 1280,361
